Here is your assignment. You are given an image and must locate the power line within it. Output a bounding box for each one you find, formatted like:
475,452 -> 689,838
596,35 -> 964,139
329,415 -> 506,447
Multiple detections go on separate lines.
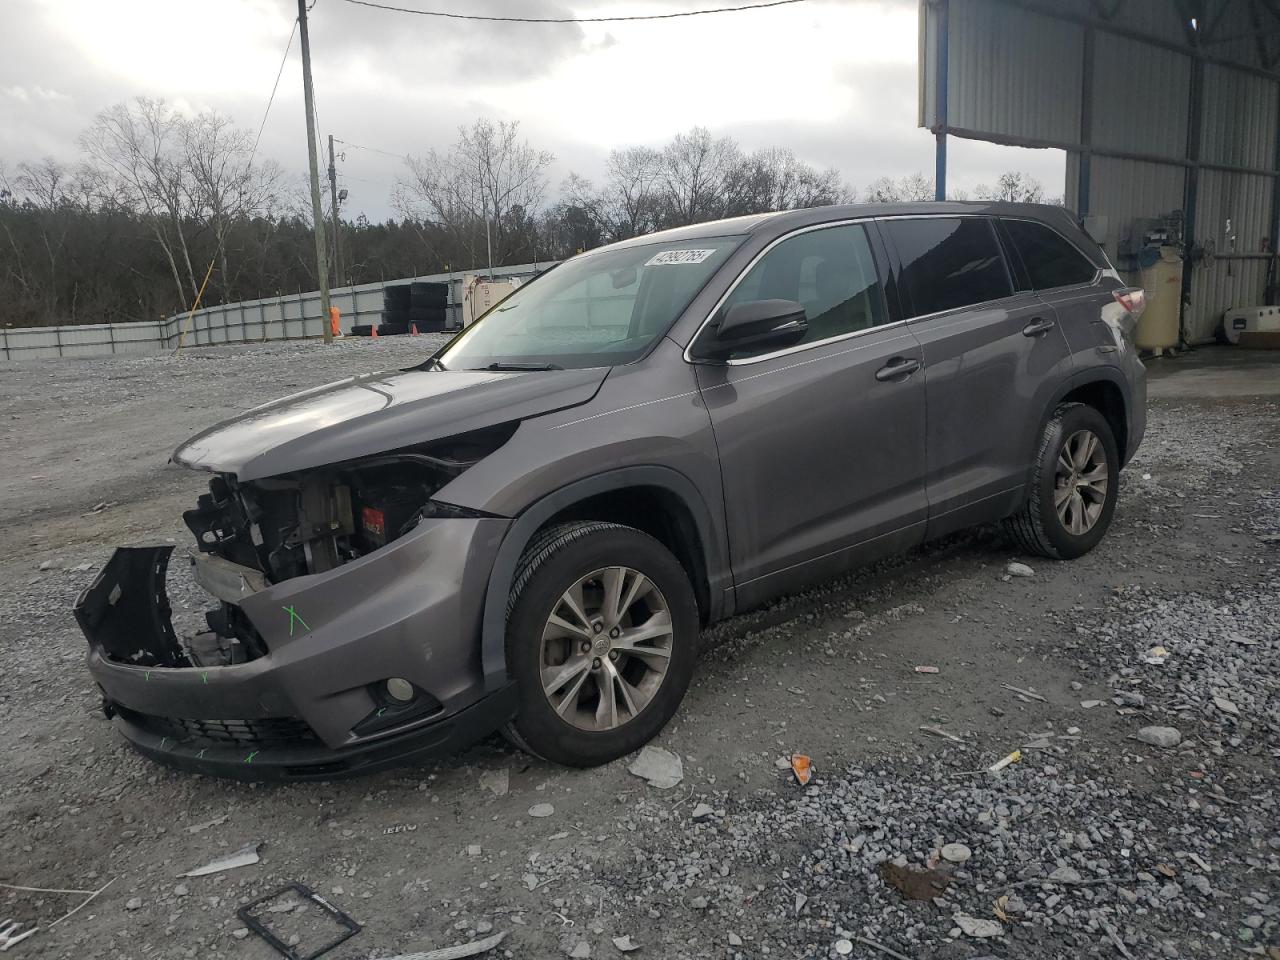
334,138 -> 408,160
336,0 -> 808,23
251,18 -> 300,161
177,16 -> 301,353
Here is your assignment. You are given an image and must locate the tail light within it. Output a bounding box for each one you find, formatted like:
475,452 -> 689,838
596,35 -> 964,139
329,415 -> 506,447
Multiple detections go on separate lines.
1114,288 -> 1146,317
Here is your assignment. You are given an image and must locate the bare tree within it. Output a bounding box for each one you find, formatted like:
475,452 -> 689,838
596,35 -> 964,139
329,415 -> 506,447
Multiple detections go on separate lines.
864,172 -> 935,203
9,159 -> 72,319
724,148 -> 850,215
602,146 -> 663,239
974,171 -> 1045,203
561,146 -> 664,242
395,119 -> 553,268
558,174 -> 606,239
898,171 -> 935,202
864,176 -> 902,203
658,127 -> 739,226
182,110 -> 283,292
81,98 -> 199,309
14,157 -> 69,208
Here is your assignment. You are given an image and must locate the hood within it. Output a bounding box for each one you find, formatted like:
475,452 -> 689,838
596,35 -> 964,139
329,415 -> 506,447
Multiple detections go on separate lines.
173,365 -> 609,480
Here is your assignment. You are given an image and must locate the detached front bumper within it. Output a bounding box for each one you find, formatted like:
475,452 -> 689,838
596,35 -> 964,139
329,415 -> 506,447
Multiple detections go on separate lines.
74,517 -> 516,781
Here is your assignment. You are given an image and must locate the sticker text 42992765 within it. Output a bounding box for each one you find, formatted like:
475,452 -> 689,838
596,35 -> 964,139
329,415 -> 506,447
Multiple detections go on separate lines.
644,249 -> 717,267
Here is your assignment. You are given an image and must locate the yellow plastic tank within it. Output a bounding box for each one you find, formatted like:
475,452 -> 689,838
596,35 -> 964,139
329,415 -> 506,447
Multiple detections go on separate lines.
1135,246 -> 1182,351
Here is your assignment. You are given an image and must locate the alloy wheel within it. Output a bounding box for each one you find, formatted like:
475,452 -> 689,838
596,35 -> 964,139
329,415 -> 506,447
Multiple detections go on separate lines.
539,566 -> 673,732
1054,428 -> 1109,535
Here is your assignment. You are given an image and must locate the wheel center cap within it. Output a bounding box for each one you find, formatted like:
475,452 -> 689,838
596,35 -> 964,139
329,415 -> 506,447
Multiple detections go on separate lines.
592,637 -> 611,656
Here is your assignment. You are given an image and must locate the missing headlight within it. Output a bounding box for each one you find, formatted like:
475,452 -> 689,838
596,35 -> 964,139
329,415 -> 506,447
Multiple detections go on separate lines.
184,422 -> 514,595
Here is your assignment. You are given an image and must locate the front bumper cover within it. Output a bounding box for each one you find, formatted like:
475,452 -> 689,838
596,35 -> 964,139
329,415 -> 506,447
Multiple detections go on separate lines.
75,515 -> 515,781
106,683 -> 517,782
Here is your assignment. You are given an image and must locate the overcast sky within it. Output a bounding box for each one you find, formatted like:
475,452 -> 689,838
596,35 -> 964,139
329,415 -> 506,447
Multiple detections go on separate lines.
1,0 -> 1065,220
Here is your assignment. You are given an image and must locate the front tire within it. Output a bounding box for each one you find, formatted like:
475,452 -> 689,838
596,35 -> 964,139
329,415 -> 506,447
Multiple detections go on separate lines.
503,522 -> 698,767
1004,402 -> 1120,560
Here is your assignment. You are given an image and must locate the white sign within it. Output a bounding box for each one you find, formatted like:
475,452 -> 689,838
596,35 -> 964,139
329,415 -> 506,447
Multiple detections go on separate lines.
644,249 -> 717,266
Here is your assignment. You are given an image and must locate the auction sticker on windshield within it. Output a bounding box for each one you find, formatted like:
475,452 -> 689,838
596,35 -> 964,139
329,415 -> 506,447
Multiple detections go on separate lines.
645,249 -> 717,266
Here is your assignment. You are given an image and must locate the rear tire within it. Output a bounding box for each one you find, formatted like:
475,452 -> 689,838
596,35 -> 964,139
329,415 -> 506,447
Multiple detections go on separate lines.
1003,402 -> 1120,560
502,522 -> 698,767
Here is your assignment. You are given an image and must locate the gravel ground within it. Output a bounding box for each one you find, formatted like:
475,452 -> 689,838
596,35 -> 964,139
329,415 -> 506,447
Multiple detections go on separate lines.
0,340 -> 1277,960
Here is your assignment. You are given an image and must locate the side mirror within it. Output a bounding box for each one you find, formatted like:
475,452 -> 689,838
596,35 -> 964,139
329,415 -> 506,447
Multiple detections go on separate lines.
696,299 -> 808,360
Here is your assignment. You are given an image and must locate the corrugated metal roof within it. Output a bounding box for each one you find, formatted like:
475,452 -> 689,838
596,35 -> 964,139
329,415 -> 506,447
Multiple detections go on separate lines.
1106,0 -> 1191,46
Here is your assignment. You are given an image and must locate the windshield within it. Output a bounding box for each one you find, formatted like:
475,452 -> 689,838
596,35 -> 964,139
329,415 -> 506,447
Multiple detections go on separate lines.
437,236 -> 743,370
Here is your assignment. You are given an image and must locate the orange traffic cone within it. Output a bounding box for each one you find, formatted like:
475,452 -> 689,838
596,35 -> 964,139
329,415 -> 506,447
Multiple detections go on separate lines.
411,323 -> 419,336
329,305 -> 342,338
371,324 -> 378,339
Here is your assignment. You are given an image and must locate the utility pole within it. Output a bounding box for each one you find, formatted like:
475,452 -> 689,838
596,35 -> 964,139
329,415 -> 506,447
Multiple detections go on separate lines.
298,0 -> 332,343
484,194 -> 494,280
327,134 -> 343,289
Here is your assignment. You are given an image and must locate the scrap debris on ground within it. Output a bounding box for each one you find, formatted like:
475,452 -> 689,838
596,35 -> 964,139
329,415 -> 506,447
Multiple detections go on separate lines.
0,340 -> 1276,958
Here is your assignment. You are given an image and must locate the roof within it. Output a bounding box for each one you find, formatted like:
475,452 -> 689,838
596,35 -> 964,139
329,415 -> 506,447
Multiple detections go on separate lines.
600,201 -> 1079,251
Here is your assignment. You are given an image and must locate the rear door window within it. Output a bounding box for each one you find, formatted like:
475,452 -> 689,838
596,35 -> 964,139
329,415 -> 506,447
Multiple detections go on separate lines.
1002,218 -> 1099,290
883,217 -> 1013,318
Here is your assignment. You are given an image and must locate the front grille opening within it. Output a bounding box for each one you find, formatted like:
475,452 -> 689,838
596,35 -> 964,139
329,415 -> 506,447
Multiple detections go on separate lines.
116,707 -> 319,748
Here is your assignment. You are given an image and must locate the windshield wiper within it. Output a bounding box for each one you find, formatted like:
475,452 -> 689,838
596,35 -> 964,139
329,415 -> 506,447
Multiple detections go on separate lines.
480,361 -> 563,371
423,356 -> 447,371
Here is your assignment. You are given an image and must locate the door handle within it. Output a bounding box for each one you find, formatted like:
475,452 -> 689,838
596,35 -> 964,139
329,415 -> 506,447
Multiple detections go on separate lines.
875,356 -> 922,382
1022,317 -> 1056,337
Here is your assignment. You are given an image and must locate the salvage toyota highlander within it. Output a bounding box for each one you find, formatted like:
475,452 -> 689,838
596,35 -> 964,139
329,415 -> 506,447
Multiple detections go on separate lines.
75,202 -> 1147,780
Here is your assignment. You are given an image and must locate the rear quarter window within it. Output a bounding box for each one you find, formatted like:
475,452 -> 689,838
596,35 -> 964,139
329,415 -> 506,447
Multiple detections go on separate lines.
1002,218 -> 1098,290
883,217 -> 1013,318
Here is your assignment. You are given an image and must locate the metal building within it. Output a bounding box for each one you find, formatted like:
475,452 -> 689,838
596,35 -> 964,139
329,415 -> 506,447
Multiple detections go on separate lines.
920,0 -> 1280,344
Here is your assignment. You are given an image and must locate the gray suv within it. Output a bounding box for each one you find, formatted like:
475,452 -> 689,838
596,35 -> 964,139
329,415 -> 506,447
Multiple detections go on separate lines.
75,202 -> 1147,779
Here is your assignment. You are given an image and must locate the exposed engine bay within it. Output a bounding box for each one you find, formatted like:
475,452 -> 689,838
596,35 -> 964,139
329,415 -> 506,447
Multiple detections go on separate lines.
166,425 -> 513,669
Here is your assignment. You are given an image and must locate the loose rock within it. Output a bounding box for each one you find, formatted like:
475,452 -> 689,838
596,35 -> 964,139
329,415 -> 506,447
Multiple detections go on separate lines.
955,915 -> 1003,938
1136,726 -> 1182,748
627,745 -> 683,789
940,842 -> 971,864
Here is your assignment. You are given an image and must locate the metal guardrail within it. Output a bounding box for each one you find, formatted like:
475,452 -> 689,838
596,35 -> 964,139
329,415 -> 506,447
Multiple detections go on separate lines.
0,261 -> 554,360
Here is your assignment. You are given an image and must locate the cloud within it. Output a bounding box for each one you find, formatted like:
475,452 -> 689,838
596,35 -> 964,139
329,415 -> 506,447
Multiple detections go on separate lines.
0,0 -> 1064,220
309,0 -> 592,82
2,85 -> 71,103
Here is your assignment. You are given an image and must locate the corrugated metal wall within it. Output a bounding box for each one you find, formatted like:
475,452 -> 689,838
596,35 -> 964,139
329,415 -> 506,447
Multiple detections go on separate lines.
943,0 -> 1083,142
1191,168 -> 1276,340
0,262 -> 551,361
1091,34 -> 1190,159
1202,65 -> 1279,168
924,0 -> 1280,344
1066,155 -> 1187,258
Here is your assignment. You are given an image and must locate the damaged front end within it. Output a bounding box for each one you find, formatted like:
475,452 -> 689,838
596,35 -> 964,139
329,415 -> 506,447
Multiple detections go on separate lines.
176,426 -> 513,667
75,428 -> 519,781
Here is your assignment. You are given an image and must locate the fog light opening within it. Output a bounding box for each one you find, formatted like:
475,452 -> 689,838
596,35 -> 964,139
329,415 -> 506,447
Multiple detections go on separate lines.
385,678 -> 415,703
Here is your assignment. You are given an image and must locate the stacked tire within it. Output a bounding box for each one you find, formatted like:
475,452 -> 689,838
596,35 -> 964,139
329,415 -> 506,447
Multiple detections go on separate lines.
408,282 -> 449,333
375,282 -> 449,336
378,284 -> 412,336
